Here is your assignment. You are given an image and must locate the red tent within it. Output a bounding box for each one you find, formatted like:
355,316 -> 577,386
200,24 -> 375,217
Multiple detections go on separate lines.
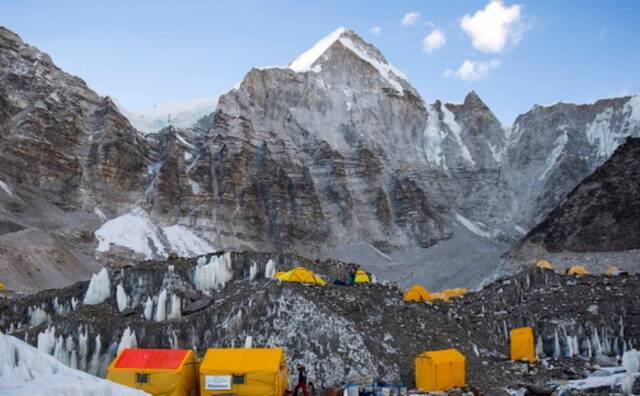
114,348 -> 190,370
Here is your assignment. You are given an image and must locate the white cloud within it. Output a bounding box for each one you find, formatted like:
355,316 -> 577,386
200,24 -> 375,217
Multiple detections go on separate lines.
422,29 -> 446,53
443,59 -> 500,81
460,0 -> 525,53
401,12 -> 421,26
370,26 -> 382,35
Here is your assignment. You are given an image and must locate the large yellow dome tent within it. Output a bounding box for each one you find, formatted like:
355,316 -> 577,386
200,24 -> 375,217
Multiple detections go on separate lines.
535,260 -> 554,270
273,267 -> 327,285
403,285 -> 433,302
566,265 -> 590,276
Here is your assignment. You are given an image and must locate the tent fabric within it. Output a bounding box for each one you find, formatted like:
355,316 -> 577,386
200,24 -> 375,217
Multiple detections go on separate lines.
606,266 -> 621,276
510,327 -> 537,363
115,349 -> 189,369
199,348 -> 288,396
441,288 -> 468,298
535,260 -> 554,270
415,349 -> 465,392
0,282 -> 4,290
403,285 -> 433,302
566,265 -> 590,276
273,267 -> 327,285
354,269 -> 370,283
107,348 -> 198,396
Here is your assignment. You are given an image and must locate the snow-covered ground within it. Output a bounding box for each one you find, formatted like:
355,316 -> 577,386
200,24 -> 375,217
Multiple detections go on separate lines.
0,332 -> 147,396
95,208 -> 215,260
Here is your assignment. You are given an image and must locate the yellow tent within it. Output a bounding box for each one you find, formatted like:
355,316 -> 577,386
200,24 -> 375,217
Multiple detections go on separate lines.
430,292 -> 450,302
510,327 -> 537,363
0,282 -> 5,290
441,288 -> 468,299
415,349 -> 465,392
606,266 -> 621,276
199,348 -> 288,396
273,267 -> 326,285
403,285 -> 433,302
354,269 -> 371,283
107,348 -> 198,396
535,260 -> 554,270
566,265 -> 590,276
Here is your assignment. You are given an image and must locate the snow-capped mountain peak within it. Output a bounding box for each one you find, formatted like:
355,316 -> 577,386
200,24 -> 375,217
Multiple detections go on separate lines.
288,27 -> 407,92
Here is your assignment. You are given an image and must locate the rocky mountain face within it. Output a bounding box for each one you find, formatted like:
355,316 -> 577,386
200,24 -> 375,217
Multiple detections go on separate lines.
0,26 -> 155,291
514,137 -> 640,257
1,25 -> 639,292
505,97 -> 640,232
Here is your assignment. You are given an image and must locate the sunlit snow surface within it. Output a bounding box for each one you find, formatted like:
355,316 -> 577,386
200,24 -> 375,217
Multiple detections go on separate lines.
0,332 -> 147,396
95,208 -> 215,260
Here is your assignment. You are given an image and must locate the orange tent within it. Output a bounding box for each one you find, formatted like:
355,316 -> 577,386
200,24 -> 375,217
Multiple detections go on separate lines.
510,327 -> 537,363
403,285 -> 433,302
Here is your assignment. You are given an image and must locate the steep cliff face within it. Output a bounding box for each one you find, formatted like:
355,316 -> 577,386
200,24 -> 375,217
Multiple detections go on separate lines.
0,27 -> 153,211
515,138 -> 640,255
0,27 -> 154,291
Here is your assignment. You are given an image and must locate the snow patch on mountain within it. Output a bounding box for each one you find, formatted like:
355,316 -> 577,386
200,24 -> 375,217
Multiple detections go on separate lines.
288,27 -> 406,93
0,180 -> 13,197
95,209 -> 214,260
626,95 -> 640,123
540,130 -> 568,180
423,105 -> 448,170
0,332 -> 146,396
95,208 -> 166,259
162,225 -> 215,258
289,27 -> 346,72
586,107 -> 620,158
442,105 -> 475,166
117,97 -> 217,134
455,213 -> 492,238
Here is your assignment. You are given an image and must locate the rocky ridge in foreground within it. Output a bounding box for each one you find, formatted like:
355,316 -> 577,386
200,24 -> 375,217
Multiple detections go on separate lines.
1,252 -> 639,394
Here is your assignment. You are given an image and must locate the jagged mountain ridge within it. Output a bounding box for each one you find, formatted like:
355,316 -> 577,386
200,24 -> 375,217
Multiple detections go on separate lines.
1,25 -> 639,292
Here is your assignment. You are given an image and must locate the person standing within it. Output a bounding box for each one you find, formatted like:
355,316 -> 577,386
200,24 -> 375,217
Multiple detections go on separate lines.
294,363 -> 310,396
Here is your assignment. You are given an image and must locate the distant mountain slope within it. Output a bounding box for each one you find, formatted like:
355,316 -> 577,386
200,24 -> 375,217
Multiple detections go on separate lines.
514,137 -> 640,254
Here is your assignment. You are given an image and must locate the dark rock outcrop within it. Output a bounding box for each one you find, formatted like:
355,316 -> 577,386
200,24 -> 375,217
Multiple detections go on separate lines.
515,137 -> 640,254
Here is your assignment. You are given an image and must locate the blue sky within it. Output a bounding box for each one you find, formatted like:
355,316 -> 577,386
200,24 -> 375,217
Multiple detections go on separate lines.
1,0 -> 639,123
